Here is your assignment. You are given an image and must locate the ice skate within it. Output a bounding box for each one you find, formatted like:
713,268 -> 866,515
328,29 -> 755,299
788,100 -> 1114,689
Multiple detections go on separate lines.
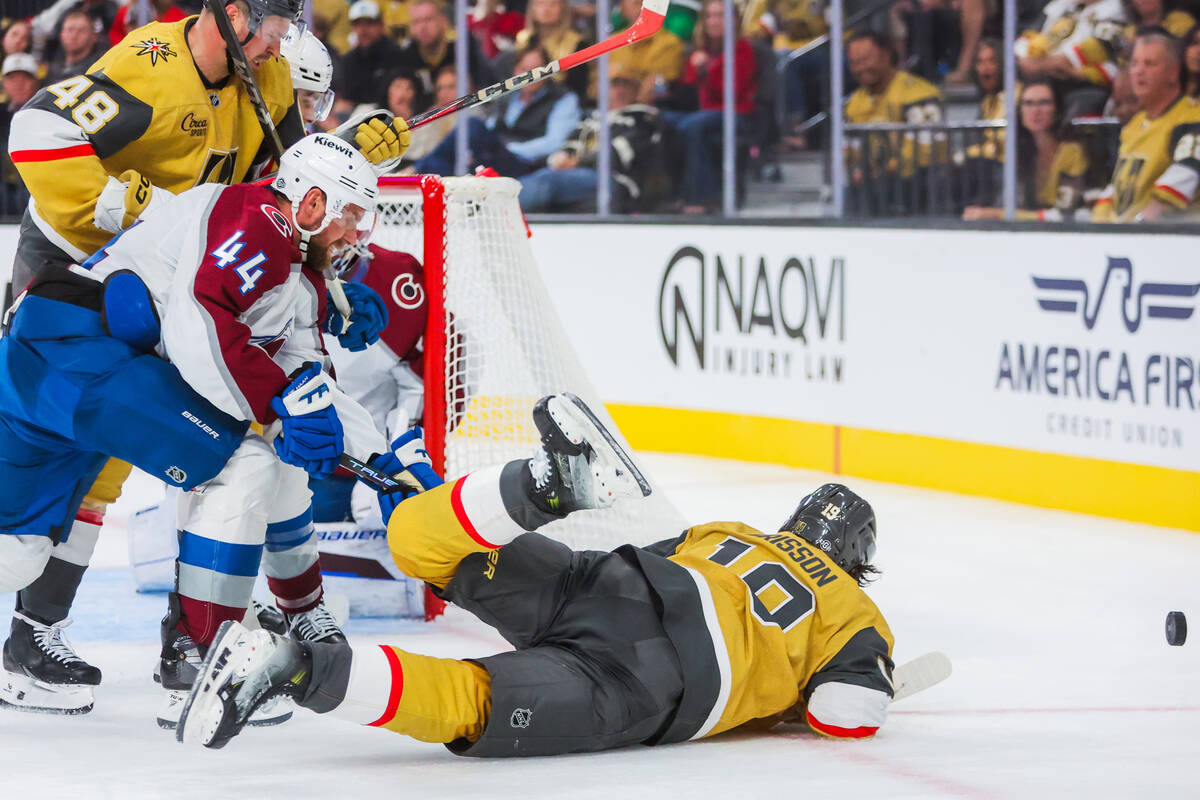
252,599 -> 287,635
285,599 -> 346,644
0,612 -> 100,714
528,393 -> 651,514
177,620 -> 312,749
154,593 -> 292,729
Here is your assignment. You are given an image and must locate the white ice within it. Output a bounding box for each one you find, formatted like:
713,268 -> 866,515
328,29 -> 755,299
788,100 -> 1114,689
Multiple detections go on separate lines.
1,454 -> 1197,800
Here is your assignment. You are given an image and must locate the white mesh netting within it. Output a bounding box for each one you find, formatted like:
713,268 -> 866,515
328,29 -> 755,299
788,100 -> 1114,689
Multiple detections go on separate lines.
373,176 -> 685,549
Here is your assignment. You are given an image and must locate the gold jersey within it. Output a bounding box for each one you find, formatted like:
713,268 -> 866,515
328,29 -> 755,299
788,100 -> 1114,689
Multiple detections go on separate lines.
1017,140 -> 1088,221
9,17 -> 301,261
845,70 -> 943,176
648,522 -> 894,739
1093,95 -> 1200,222
388,479 -> 896,744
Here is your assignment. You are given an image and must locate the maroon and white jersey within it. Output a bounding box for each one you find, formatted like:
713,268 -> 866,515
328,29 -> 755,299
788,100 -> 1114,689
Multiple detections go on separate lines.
325,244 -> 428,437
87,181 -> 385,458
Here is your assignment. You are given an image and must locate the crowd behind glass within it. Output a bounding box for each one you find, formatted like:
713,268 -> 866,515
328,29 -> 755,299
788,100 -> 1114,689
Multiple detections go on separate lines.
4,0 -> 1200,221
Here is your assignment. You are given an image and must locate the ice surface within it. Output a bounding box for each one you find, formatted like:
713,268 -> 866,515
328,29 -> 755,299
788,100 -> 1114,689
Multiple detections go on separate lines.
1,455 -> 1197,799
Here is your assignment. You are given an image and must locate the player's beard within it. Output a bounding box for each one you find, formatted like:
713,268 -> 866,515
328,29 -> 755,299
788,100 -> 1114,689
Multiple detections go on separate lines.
304,241 -> 332,272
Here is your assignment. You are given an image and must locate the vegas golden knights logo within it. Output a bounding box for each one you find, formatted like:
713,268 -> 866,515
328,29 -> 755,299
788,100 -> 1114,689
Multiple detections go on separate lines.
196,149 -> 237,186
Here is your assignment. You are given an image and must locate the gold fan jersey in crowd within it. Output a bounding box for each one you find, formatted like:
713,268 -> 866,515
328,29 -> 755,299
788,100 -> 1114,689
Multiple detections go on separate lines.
845,70 -> 943,177
8,17 -> 302,266
1093,95 -> 1200,221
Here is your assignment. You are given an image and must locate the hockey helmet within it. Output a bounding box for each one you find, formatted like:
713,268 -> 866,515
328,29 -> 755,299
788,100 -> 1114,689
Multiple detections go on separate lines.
281,24 -> 335,122
779,483 -> 877,575
238,0 -> 304,34
273,133 -> 379,254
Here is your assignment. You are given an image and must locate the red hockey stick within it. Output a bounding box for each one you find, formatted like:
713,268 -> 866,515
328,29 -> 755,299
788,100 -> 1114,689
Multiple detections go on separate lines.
404,0 -> 669,131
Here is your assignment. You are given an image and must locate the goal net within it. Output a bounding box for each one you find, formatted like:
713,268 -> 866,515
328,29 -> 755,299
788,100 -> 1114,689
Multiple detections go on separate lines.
372,175 -> 686,551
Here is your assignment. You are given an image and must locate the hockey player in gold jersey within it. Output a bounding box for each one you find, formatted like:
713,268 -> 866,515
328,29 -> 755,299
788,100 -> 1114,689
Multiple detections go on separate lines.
177,394 -> 896,755
1093,29 -> 1200,221
1,0 -> 410,715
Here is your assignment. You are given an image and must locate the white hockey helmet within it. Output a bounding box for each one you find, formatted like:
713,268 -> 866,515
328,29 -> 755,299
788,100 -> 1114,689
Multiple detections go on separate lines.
281,24 -> 335,122
273,133 -> 379,254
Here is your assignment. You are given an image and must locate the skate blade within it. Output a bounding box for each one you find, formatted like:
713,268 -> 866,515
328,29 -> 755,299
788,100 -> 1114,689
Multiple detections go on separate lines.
552,394 -> 652,500
0,671 -> 94,714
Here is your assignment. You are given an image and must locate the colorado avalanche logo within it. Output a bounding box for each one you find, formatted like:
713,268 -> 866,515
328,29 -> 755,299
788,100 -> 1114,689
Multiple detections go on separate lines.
391,273 -> 424,309
260,204 -> 293,239
133,37 -> 177,66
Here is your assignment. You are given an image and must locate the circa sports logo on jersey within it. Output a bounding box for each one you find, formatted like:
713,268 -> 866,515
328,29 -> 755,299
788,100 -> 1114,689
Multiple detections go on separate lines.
180,112 -> 208,138
994,256 -> 1198,452
658,245 -> 846,382
132,37 -> 177,66
260,204 -> 293,238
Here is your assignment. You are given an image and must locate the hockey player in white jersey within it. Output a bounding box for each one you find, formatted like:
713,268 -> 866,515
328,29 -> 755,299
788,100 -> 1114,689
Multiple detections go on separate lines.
282,24 -> 336,129
0,134 -> 394,717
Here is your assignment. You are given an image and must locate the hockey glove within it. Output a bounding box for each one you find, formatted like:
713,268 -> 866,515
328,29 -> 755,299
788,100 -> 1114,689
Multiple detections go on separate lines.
270,363 -> 344,478
94,170 -> 176,234
324,281 -> 388,352
365,427 -> 444,524
354,115 -> 411,168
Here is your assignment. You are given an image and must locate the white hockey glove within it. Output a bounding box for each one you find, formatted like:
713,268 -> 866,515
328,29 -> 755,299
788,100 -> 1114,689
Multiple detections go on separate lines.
94,169 -> 176,234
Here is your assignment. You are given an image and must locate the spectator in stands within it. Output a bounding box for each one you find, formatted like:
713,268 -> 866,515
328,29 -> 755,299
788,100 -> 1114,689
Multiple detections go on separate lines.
470,0 -> 524,61
2,19 -> 34,59
958,38 -> 1006,205
963,79 -> 1089,220
1092,29 -> 1200,221
312,0 -> 353,55
1015,0 -> 1125,114
1183,23 -> 1200,97
744,0 -> 828,148
335,0 -> 407,114
109,0 -> 186,46
1105,67 -> 1139,120
398,0 -> 495,112
45,9 -> 106,83
608,0 -> 685,106
518,75 -> 662,212
673,0 -> 757,214
1,53 -> 39,216
845,30 -> 942,193
1072,0 -> 1195,87
414,44 -> 580,177
33,0 -> 119,64
399,65 -> 461,166
890,0 -> 988,86
512,0 -> 593,98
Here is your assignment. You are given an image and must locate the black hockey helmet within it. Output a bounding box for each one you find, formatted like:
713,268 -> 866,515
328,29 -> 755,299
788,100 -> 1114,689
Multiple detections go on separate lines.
233,0 -> 304,33
779,483 -> 877,575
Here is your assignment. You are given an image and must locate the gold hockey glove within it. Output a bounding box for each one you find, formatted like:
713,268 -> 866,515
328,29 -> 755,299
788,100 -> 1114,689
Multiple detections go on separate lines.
354,116 -> 411,165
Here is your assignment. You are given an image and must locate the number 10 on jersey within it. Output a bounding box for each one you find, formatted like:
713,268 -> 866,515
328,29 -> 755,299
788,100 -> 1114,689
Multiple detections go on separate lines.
210,231 -> 267,294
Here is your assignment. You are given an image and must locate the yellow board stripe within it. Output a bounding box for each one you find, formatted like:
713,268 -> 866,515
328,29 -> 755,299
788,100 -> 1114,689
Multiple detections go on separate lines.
607,404 -> 1200,532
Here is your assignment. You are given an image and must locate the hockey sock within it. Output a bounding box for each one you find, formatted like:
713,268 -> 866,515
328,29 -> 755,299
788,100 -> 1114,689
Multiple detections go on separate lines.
17,511 -> 102,623
317,643 -> 491,744
262,507 -> 323,615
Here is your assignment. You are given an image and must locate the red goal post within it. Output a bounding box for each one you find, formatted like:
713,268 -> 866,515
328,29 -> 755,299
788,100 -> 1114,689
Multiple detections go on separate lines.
372,175 -> 685,552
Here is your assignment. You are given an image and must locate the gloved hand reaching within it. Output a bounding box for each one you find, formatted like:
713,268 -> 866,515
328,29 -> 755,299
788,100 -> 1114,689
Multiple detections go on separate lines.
270,363 -> 344,478
324,280 -> 388,352
364,427 -> 444,523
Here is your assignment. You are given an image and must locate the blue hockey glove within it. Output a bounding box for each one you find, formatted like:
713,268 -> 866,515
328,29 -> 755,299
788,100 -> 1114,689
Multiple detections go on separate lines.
364,426 -> 444,524
325,281 -> 388,352
270,363 -> 344,478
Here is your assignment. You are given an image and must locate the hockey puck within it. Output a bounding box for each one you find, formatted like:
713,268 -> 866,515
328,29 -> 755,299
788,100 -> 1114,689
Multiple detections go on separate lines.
1166,611 -> 1187,646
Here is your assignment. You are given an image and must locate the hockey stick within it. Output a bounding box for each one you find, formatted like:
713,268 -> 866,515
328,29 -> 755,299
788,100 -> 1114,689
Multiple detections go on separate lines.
403,0 -> 669,131
338,453 -> 403,491
891,651 -> 952,702
205,0 -> 355,325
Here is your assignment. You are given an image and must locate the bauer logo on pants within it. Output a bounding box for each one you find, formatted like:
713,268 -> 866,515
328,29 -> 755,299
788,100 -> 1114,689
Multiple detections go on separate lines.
509,708 -> 533,728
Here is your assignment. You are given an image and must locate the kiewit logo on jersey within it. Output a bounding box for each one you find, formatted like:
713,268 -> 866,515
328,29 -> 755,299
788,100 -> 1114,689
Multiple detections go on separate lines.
132,38 -> 177,66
